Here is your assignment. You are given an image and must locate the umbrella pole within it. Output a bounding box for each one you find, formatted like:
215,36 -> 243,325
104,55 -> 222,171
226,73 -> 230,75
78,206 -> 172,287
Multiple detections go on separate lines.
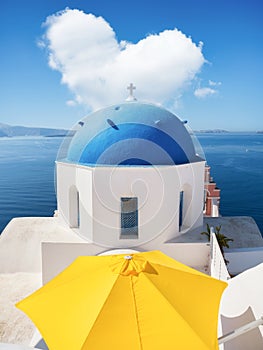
218,316 -> 263,344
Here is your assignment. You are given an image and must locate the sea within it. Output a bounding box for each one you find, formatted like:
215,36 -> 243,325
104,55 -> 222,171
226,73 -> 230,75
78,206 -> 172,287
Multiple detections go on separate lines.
0,133 -> 262,234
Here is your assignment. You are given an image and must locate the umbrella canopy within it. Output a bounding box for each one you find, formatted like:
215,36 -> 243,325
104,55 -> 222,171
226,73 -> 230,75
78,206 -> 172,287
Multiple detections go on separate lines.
16,250 -> 227,350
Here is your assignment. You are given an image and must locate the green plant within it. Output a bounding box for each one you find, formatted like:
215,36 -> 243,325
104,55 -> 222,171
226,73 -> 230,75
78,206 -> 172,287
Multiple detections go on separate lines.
201,223 -> 233,264
201,223 -> 212,240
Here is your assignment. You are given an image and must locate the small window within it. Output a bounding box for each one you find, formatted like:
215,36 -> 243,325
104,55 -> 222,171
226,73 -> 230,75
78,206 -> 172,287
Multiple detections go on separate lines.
69,186 -> 80,228
179,191 -> 184,230
120,197 -> 138,239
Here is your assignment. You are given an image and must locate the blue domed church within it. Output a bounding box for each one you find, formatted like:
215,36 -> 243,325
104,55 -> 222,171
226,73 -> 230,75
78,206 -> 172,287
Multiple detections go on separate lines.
56,97 -> 206,249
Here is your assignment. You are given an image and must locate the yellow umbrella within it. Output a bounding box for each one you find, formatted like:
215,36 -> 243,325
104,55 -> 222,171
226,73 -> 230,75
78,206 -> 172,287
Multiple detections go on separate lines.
16,250 -> 227,350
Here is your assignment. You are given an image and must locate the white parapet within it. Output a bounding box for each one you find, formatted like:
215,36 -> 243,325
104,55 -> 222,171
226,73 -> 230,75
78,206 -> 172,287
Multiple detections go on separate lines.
210,230 -> 230,281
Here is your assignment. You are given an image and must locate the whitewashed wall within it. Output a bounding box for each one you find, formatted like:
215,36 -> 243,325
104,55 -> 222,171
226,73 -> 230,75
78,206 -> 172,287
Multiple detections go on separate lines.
56,161 -> 205,248
219,263 -> 263,349
210,232 -> 230,281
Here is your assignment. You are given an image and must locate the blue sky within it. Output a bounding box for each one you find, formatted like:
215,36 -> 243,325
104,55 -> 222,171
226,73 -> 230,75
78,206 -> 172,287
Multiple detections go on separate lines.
1,0 -> 262,131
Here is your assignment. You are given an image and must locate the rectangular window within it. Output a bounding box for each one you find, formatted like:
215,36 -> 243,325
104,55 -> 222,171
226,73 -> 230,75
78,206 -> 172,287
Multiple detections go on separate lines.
179,191 -> 184,230
120,197 -> 138,239
69,186 -> 80,229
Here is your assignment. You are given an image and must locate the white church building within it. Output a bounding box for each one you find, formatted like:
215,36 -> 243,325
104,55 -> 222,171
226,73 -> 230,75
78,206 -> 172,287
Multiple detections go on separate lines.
56,99 -> 205,249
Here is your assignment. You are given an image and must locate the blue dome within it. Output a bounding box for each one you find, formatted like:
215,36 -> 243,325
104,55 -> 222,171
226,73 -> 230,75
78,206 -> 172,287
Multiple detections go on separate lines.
66,102 -> 199,166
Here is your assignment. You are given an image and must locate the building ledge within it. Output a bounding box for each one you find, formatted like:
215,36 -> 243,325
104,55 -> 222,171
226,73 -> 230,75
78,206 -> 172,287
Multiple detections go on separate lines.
169,216 -> 263,249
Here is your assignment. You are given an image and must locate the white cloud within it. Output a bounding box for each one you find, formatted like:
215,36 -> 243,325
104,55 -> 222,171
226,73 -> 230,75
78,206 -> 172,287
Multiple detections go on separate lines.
42,8 -> 206,110
194,87 -> 217,98
66,99 -> 77,107
209,80 -> 221,86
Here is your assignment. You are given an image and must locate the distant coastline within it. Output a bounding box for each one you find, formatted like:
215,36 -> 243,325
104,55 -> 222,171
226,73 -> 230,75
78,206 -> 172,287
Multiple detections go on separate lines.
45,133 -> 74,138
1,122 -> 262,138
195,129 -> 229,134
0,122 -> 69,138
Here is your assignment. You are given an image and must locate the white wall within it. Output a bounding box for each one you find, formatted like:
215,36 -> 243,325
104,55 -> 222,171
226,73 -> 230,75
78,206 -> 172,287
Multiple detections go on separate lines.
210,233 -> 230,281
56,162 -> 93,240
56,162 -> 78,226
76,167 -> 93,240
57,161 -> 205,248
0,217 -> 83,273
219,263 -> 263,349
177,162 -> 205,231
92,165 -> 179,247
157,242 -> 210,271
41,241 -> 210,284
42,242 -> 104,284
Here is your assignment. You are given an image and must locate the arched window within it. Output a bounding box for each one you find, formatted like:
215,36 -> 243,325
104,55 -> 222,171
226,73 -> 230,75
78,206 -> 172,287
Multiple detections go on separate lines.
69,185 -> 80,228
179,191 -> 184,230
179,184 -> 192,231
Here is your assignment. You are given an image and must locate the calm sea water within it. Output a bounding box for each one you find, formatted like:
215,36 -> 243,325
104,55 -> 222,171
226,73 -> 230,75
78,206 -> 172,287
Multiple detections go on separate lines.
0,133 -> 262,234
0,137 -> 59,233
198,133 -> 263,233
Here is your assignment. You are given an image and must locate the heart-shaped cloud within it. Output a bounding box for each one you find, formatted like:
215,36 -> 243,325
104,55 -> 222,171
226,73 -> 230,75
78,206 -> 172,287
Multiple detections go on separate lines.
42,9 -> 205,111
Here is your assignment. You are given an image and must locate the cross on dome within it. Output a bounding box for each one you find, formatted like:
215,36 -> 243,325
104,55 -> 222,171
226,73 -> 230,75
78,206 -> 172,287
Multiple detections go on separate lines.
127,83 -> 136,95
126,83 -> 137,101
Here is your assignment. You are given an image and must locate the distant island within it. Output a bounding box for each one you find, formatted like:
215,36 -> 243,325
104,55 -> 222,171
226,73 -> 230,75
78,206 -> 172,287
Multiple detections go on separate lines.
0,122 -> 70,138
194,129 -> 229,133
2,123 -> 259,137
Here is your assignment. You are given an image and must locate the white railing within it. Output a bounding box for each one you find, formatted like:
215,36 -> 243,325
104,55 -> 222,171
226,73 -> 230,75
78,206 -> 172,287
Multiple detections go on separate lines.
218,316 -> 263,344
210,229 -> 230,281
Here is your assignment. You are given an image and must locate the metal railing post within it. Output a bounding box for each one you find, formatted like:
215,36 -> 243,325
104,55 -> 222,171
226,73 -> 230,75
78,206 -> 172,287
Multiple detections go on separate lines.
218,316 -> 263,344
